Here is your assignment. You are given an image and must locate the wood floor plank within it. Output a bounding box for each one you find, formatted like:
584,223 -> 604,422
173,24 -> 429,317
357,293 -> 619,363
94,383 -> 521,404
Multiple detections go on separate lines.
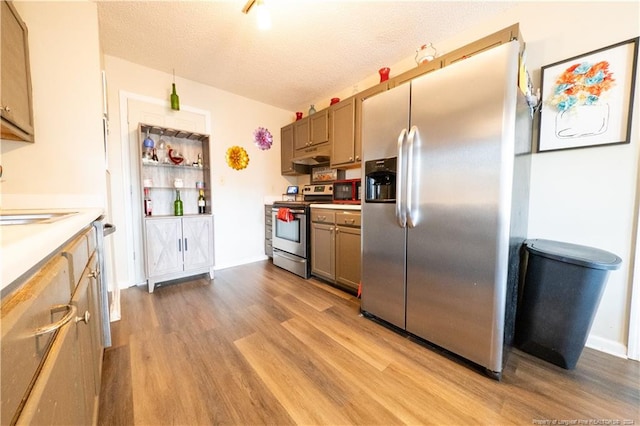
98,260 -> 640,425
282,316 -> 462,425
97,345 -> 134,426
275,292 -> 398,371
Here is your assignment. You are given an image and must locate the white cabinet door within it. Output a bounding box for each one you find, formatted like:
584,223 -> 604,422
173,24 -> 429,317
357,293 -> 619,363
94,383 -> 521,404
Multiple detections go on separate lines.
145,218 -> 182,277
182,216 -> 214,271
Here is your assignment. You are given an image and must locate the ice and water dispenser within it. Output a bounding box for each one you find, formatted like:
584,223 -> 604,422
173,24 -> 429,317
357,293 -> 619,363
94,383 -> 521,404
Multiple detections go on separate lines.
365,157 -> 396,203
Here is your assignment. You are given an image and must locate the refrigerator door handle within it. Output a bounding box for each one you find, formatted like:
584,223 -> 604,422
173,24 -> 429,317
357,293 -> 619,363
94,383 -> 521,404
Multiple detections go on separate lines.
396,128 -> 407,227
406,125 -> 420,228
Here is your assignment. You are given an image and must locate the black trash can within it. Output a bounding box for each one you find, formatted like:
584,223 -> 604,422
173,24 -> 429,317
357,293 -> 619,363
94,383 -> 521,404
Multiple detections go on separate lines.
515,239 -> 622,369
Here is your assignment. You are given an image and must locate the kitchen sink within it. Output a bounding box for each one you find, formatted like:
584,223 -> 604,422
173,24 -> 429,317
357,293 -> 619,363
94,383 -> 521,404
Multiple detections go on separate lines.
0,212 -> 78,225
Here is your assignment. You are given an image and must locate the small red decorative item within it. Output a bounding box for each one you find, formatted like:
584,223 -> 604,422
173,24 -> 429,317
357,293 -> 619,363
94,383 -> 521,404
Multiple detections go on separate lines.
295,112 -> 303,120
330,97 -> 340,105
168,148 -> 184,165
379,67 -> 390,83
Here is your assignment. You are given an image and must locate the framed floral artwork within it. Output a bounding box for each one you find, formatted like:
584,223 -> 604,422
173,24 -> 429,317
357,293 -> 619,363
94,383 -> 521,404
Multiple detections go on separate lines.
538,37 -> 638,152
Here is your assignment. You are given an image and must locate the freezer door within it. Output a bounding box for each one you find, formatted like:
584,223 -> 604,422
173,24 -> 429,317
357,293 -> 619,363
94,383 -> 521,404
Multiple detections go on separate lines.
360,83 -> 410,329
405,41 -> 520,373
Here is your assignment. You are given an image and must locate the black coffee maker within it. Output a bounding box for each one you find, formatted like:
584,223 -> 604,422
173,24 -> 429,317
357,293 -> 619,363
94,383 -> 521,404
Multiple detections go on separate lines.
364,157 -> 396,203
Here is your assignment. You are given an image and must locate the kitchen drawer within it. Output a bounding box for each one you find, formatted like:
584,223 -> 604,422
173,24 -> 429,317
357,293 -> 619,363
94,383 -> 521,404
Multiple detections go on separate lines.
265,225 -> 272,239
336,212 -> 361,227
61,231 -> 89,292
0,256 -> 72,425
311,209 -> 335,224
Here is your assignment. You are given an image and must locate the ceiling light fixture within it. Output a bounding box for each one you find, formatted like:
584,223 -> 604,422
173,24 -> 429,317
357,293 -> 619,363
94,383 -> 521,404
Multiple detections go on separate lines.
242,0 -> 271,30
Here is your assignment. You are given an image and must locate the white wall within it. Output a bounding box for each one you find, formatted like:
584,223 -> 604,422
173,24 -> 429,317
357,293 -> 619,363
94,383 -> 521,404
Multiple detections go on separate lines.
313,2 -> 639,358
0,1 -> 105,209
103,56 -> 296,288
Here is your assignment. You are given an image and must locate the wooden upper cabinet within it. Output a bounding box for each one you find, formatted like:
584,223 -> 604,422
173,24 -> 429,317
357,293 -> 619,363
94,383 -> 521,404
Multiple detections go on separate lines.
293,117 -> 310,151
442,23 -> 522,67
1,1 -> 34,142
330,97 -> 356,168
280,123 -> 295,175
309,109 -> 329,145
294,109 -> 328,152
390,59 -> 442,88
353,81 -> 389,164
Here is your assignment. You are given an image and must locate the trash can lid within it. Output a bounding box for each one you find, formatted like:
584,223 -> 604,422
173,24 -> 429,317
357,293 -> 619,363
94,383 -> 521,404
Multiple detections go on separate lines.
524,239 -> 622,271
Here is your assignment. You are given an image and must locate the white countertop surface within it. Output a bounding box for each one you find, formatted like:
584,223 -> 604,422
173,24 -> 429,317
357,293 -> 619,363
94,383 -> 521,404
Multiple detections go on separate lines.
1,208 -> 104,293
309,203 -> 361,210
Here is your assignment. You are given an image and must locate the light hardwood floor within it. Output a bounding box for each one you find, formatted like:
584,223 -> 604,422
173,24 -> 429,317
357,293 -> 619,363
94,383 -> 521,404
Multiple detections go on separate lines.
98,260 -> 639,425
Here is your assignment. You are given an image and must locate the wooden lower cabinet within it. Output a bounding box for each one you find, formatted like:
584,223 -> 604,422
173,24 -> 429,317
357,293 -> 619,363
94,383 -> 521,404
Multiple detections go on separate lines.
265,204 -> 273,257
16,309 -> 87,426
335,224 -> 361,290
311,208 -> 361,293
2,227 -> 104,425
311,221 -> 335,281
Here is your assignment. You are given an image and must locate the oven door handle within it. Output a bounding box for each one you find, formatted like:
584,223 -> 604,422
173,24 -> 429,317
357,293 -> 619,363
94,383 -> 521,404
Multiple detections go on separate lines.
272,208 -> 306,215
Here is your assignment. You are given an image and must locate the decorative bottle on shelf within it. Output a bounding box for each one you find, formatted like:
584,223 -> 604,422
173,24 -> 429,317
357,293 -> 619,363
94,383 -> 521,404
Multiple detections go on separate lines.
198,190 -> 206,214
144,188 -> 153,216
309,104 -> 316,115
174,190 -> 183,216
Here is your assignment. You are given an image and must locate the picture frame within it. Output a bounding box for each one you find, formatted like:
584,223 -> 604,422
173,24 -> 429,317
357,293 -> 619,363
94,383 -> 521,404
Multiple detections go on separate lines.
537,37 -> 638,153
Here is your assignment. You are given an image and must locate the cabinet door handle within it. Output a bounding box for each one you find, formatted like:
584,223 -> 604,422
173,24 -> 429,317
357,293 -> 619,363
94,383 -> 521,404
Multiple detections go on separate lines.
178,239 -> 182,252
76,311 -> 91,324
34,304 -> 77,336
89,269 -> 100,279
184,238 -> 188,251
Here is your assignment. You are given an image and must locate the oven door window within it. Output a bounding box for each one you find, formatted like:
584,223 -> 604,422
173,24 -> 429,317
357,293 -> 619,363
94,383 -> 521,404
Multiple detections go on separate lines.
275,218 -> 300,242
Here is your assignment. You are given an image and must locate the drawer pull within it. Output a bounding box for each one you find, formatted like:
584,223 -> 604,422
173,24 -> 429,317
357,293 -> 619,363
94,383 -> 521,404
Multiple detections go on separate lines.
76,310 -> 91,324
34,304 -> 77,336
89,269 -> 99,279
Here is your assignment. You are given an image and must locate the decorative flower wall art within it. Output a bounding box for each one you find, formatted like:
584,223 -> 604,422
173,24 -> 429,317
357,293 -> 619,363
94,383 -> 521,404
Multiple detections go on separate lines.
225,145 -> 250,170
253,127 -> 273,150
538,37 -> 638,152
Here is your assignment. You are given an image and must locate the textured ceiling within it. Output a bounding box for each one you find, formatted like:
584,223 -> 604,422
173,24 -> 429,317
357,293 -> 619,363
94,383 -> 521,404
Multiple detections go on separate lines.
97,1 -> 514,111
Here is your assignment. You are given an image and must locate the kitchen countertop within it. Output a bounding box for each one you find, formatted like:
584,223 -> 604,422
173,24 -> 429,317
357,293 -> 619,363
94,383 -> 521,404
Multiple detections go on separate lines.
1,208 -> 104,293
309,203 -> 361,211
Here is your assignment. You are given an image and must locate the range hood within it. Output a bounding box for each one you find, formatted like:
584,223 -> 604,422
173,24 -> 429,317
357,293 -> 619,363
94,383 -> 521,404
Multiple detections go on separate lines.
291,144 -> 331,165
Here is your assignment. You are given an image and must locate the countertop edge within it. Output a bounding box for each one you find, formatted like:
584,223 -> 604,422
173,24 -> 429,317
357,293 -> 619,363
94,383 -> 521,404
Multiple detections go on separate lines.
309,204 -> 361,211
1,208 -> 104,294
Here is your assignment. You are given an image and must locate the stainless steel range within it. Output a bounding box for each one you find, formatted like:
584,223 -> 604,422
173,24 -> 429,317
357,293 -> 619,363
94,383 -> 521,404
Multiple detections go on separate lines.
272,184 -> 333,278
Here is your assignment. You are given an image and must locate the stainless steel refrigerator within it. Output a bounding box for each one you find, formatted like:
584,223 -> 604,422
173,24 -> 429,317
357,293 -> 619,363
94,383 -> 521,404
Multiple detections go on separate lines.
360,41 -> 532,378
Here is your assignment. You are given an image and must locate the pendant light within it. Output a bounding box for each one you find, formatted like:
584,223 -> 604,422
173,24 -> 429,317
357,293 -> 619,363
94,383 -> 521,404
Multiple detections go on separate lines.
242,0 -> 271,30
170,69 -> 180,111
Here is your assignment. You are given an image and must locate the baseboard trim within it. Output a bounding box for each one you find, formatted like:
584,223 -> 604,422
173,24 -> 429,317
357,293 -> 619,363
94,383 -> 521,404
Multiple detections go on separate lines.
586,334 -> 628,359
213,255 -> 269,271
